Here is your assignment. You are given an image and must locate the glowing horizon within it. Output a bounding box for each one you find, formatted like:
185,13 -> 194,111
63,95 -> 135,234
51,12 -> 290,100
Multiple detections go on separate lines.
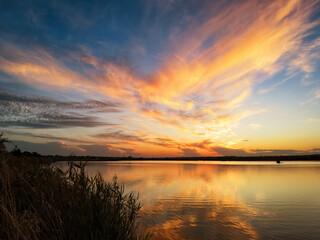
1,0 -> 320,157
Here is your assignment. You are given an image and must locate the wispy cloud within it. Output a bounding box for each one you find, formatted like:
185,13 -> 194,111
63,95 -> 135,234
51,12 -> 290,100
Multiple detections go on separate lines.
0,89 -> 121,128
0,0 -> 319,156
300,87 -> 320,105
250,123 -> 262,130
306,118 -> 320,123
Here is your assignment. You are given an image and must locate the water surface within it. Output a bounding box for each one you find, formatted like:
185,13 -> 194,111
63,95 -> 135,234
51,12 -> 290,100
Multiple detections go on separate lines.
55,161 -> 320,240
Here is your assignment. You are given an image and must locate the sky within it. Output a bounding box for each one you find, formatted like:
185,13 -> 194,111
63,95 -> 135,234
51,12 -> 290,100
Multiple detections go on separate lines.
0,0 -> 320,157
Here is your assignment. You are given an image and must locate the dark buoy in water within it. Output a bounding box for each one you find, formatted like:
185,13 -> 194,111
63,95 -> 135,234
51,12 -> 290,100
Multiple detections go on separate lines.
276,160 -> 280,164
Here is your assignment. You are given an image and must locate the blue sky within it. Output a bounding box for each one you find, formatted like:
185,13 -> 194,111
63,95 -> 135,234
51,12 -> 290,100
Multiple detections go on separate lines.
1,0 -> 320,156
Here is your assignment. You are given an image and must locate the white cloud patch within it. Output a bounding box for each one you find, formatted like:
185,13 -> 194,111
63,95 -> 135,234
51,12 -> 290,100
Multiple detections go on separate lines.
301,87 -> 320,105
250,123 -> 262,130
300,74 -> 314,86
306,118 -> 320,123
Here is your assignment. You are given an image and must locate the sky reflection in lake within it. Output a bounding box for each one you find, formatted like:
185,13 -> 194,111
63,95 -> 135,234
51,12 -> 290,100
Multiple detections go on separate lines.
56,161 -> 320,239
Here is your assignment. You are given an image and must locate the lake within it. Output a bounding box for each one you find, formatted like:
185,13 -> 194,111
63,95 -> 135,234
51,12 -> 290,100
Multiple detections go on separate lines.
55,161 -> 320,240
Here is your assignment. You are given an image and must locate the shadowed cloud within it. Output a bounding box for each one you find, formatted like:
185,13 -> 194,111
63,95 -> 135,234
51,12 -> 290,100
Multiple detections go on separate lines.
0,89 -> 121,128
0,0 -> 319,156
5,140 -> 142,157
180,148 -> 201,157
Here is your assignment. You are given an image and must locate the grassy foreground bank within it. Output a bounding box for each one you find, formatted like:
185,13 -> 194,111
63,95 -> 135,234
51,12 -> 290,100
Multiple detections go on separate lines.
0,152 -> 150,240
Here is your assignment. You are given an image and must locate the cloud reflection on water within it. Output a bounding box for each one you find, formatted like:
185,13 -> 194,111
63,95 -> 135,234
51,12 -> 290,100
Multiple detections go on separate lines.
55,161 -> 320,240
84,163 -> 268,239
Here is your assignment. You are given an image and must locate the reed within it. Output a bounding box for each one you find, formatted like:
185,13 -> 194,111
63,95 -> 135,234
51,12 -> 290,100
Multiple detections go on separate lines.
0,151 -> 150,240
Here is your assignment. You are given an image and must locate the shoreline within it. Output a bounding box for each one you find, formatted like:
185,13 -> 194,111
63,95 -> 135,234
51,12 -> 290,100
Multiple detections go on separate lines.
45,154 -> 320,162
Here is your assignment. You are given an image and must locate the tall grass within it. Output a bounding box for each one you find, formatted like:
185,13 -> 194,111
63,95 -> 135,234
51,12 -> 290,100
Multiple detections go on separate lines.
0,152 -> 150,240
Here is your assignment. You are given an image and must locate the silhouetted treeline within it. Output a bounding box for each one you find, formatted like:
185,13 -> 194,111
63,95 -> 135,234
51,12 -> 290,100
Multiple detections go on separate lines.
47,154 -> 320,162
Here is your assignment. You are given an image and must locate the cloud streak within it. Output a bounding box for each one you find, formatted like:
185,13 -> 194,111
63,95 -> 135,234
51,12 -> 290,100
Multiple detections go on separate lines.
0,89 -> 121,128
0,0 -> 319,156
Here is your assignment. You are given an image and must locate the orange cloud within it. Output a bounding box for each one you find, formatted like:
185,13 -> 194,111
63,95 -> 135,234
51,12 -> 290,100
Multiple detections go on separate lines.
0,0 -> 319,155
140,0 -> 317,102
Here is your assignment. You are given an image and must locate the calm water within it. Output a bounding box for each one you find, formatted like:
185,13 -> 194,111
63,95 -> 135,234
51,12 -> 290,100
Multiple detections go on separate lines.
55,161 -> 320,240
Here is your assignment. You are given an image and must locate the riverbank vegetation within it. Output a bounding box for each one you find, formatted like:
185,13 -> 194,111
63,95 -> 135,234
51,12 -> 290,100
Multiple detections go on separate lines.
0,147 -> 150,239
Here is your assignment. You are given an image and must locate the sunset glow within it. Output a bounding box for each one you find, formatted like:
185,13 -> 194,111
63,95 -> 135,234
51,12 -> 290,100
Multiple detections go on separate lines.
1,0 -> 320,156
